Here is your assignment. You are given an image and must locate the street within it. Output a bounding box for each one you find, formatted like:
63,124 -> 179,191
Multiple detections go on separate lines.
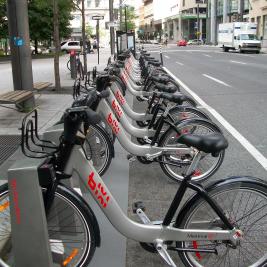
126,45 -> 267,266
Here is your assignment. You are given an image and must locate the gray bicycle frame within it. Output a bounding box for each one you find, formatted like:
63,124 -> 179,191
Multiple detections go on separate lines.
110,82 -> 153,121
104,87 -> 155,138
43,98 -> 191,159
63,145 -> 238,244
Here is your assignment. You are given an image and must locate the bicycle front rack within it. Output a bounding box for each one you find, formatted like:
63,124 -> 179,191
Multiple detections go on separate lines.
20,109 -> 58,159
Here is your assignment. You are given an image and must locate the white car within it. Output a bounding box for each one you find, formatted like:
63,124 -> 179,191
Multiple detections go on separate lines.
61,41 -> 81,53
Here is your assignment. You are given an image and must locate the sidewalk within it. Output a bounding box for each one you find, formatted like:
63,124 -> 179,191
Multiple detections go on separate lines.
0,48 -> 111,180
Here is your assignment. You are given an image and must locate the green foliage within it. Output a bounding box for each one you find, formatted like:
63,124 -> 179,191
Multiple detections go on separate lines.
121,5 -> 136,31
0,0 -> 8,39
86,25 -> 94,37
28,0 -> 74,42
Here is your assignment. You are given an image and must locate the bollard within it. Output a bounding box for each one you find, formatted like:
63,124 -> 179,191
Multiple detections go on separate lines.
70,50 -> 77,79
159,44 -> 164,66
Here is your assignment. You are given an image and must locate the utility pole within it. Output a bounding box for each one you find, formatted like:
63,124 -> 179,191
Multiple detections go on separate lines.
197,4 -> 200,44
210,0 -> 217,44
125,5 -> 128,33
119,0 -> 123,30
81,0 -> 87,74
109,0 -> 115,55
239,0 -> 244,21
6,0 -> 35,110
223,0 -> 228,23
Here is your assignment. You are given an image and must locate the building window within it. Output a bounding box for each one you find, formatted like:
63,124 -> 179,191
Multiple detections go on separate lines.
87,0 -> 91,7
183,0 -> 185,7
95,0 -> 100,7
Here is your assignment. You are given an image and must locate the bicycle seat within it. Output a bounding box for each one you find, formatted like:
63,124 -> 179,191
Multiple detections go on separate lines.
159,93 -> 187,104
178,133 -> 228,156
155,83 -> 177,93
152,76 -> 170,83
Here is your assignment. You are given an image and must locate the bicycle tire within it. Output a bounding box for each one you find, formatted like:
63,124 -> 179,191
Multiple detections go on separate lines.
67,59 -> 71,71
0,183 -> 97,267
159,118 -> 224,182
168,106 -> 211,122
175,177 -> 267,267
84,124 -> 114,176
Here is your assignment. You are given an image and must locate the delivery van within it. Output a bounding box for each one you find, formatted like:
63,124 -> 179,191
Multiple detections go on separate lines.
218,22 -> 261,53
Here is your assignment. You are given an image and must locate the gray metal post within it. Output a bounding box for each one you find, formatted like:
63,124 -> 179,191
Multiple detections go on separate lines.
70,52 -> 77,79
97,19 -> 100,64
119,0 -> 123,30
8,159 -> 53,267
223,0 -> 228,23
109,0 -> 115,55
197,4 -> 200,43
210,0 -> 217,44
125,5 -> 127,33
81,0 -> 88,73
239,0 -> 244,21
6,0 -> 35,111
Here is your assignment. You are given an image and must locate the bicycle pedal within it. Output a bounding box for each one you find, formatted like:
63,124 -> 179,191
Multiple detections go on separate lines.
132,201 -> 146,213
155,240 -> 177,267
127,154 -> 136,162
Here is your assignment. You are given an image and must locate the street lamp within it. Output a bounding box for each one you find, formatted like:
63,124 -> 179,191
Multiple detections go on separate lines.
124,5 -> 128,33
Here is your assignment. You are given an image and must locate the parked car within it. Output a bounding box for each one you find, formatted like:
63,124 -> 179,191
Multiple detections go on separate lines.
61,41 -> 81,53
187,39 -> 203,45
177,39 -> 187,46
30,46 -> 42,54
151,39 -> 159,44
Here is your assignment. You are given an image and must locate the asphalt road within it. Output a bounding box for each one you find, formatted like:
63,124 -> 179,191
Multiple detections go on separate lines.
125,45 -> 267,267
150,45 -> 267,180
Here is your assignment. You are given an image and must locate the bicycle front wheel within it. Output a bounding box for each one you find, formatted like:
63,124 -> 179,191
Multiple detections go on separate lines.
84,124 -> 113,176
0,184 -> 97,267
176,178 -> 267,267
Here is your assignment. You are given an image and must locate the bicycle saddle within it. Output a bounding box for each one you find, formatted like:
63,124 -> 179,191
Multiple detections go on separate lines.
154,83 -> 177,93
159,93 -> 188,104
178,133 -> 228,157
152,76 -> 170,83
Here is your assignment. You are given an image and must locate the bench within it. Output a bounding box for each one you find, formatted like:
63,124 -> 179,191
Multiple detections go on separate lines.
0,82 -> 52,110
34,82 -> 52,91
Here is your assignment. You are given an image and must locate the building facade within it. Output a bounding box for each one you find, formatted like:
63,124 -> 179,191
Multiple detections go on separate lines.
70,0 -> 120,46
249,0 -> 267,48
207,0 -> 250,44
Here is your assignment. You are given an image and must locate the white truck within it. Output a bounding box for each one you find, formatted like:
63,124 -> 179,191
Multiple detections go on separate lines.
218,22 -> 261,53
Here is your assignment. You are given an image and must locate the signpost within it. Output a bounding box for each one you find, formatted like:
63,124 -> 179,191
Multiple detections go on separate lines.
92,15 -> 104,64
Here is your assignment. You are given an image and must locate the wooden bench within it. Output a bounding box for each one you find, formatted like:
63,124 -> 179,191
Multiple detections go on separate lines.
0,90 -> 34,105
0,82 -> 52,110
34,82 -> 52,91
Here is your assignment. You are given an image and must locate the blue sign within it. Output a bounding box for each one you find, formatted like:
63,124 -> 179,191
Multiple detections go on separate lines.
13,37 -> 24,47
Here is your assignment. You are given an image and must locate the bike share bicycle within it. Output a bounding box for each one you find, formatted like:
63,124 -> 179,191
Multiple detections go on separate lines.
0,94 -> 266,267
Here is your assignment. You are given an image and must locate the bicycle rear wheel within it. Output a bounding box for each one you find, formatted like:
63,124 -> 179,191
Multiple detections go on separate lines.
159,119 -> 224,182
0,184 -> 97,267
176,178 -> 267,267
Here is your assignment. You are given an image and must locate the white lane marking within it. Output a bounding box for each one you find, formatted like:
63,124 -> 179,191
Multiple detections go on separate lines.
204,54 -> 212,58
164,67 -> 267,171
230,60 -> 247,65
164,55 -> 170,59
147,49 -> 219,53
176,61 -> 184,66
202,74 -> 231,87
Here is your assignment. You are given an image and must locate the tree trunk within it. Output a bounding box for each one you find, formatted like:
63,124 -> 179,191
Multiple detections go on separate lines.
53,0 -> 61,90
34,38 -> 38,54
81,0 -> 87,74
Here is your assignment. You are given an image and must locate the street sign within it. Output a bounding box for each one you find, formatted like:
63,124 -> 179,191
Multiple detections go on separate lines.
92,15 -> 104,20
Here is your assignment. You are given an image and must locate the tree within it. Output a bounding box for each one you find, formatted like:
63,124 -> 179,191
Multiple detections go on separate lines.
121,5 -> 136,32
28,0 -> 74,54
0,0 -> 8,54
86,25 -> 94,38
